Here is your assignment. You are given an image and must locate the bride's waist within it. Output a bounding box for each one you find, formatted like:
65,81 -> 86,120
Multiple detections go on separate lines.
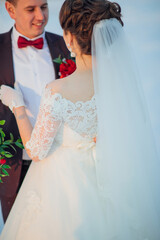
54,139 -> 96,151
46,139 -> 96,165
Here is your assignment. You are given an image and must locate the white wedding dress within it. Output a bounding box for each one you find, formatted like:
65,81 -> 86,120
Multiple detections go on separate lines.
0,87 -> 107,240
1,18 -> 160,240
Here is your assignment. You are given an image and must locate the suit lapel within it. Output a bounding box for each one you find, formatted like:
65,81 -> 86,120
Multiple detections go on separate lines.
0,28 -> 15,87
45,32 -> 61,79
0,31 -> 67,86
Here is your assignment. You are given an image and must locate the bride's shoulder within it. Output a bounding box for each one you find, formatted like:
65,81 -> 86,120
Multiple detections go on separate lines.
46,78 -> 69,96
46,72 -> 75,98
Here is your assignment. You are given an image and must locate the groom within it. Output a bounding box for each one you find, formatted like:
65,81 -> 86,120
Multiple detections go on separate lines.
0,0 -> 69,222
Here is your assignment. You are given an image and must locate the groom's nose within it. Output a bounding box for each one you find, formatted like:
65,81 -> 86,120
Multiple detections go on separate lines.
35,7 -> 45,21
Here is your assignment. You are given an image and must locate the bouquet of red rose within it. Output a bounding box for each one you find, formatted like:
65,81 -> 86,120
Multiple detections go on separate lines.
53,55 -> 76,78
0,120 -> 24,183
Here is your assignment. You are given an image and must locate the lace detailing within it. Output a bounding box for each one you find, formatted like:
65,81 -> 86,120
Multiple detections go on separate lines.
55,91 -> 97,139
26,87 -> 97,161
26,89 -> 62,160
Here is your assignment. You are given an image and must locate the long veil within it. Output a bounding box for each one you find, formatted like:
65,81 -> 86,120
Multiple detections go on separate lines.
92,18 -> 160,239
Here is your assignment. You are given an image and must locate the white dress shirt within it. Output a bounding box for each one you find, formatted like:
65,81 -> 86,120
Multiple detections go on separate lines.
12,26 -> 56,159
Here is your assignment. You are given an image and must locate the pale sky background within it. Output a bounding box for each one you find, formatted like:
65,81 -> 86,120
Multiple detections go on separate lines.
0,0 -> 160,232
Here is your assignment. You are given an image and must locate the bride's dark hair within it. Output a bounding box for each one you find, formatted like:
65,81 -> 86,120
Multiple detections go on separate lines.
59,0 -> 123,55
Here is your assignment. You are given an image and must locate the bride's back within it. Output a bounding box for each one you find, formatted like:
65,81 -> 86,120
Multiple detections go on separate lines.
48,69 -> 94,104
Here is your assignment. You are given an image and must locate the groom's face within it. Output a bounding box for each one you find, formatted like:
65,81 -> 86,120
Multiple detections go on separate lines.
6,0 -> 49,39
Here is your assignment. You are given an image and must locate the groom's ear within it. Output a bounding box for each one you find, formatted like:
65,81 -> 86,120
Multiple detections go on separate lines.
5,2 -> 16,20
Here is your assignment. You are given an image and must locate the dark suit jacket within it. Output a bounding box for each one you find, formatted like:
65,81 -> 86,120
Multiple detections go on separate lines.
0,29 -> 69,197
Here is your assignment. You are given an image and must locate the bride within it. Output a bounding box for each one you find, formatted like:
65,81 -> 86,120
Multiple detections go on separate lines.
0,0 -> 160,239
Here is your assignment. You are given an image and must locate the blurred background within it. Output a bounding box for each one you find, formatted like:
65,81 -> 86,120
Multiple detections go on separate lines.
0,0 -> 160,233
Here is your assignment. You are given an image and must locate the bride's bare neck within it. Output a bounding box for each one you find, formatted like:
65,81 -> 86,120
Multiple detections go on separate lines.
49,53 -> 94,103
75,54 -> 92,72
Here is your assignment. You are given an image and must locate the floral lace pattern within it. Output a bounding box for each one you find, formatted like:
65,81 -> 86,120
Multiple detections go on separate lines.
26,87 -> 97,161
55,92 -> 97,139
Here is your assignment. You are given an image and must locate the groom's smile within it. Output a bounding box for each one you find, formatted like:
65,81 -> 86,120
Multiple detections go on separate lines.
5,0 -> 49,39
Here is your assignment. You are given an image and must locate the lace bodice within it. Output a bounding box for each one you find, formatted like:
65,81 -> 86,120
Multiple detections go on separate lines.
26,87 -> 97,160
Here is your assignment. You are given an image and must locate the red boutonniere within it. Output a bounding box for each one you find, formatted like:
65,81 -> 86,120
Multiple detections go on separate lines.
0,120 -> 24,183
53,55 -> 76,78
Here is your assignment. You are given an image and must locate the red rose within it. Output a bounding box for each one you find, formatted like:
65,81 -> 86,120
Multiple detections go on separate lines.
0,159 -> 6,164
59,59 -> 76,78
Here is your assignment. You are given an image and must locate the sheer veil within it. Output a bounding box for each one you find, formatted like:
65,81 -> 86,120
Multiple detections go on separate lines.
92,18 -> 160,239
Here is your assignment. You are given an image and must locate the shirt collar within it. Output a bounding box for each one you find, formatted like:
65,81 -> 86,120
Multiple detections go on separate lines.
12,25 -> 46,47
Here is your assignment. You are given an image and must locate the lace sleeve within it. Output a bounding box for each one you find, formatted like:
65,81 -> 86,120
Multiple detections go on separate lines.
25,88 -> 62,161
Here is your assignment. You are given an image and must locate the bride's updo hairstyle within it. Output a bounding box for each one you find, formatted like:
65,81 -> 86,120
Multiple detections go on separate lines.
59,0 -> 123,55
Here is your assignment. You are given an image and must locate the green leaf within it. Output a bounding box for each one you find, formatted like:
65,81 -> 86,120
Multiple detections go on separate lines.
1,151 -> 13,158
2,165 -> 11,169
4,153 -> 13,158
53,58 -> 62,64
0,173 -> 7,177
2,150 -> 11,154
10,133 -> 14,141
3,140 -> 12,144
0,145 -> 10,150
0,128 -> 5,140
53,55 -> 62,64
0,120 -> 5,126
0,150 -> 5,155
8,144 -> 17,152
15,142 -> 24,149
0,179 -> 3,183
2,168 -> 9,176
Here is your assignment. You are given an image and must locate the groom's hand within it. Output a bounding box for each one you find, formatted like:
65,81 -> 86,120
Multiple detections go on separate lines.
0,84 -> 25,112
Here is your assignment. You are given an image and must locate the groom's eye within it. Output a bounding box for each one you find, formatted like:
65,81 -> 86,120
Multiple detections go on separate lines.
41,4 -> 48,11
26,8 -> 34,12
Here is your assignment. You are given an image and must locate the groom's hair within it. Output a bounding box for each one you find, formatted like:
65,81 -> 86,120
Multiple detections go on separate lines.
6,0 -> 17,6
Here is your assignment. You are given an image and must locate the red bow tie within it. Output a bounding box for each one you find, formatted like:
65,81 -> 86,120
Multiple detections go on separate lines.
18,36 -> 44,49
